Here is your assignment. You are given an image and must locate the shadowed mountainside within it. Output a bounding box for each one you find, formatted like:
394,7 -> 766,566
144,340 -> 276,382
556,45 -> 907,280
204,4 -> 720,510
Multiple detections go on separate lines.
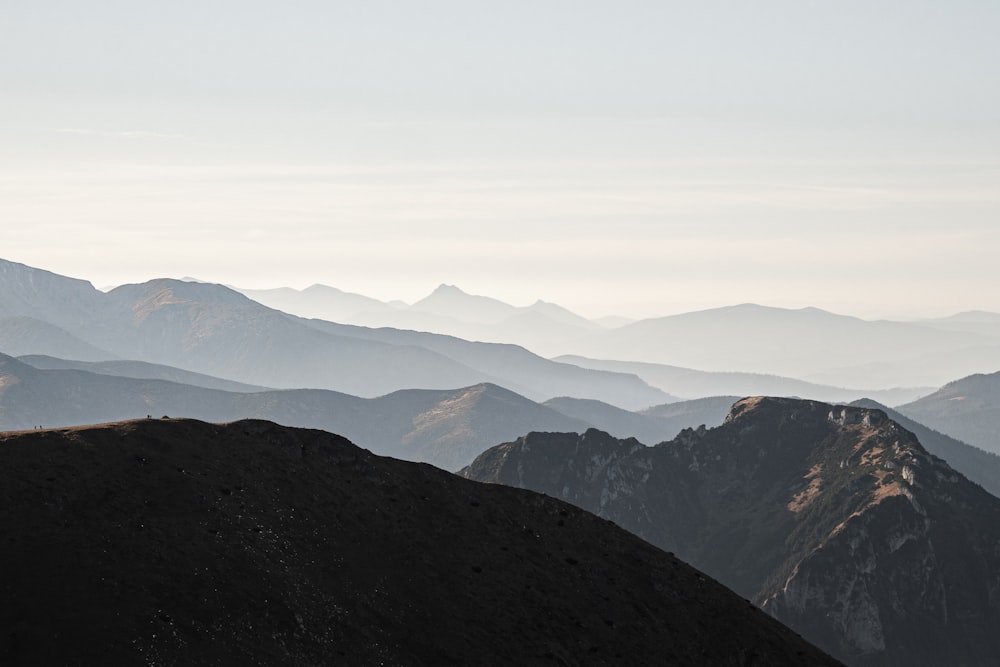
462,397 -> 1000,666
0,418 -> 840,666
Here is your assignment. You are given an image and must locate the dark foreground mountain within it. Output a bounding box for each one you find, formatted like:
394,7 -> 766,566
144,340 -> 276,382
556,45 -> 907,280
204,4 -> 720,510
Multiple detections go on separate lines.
462,397 -> 1000,666
897,370 -> 1000,455
0,419 -> 839,666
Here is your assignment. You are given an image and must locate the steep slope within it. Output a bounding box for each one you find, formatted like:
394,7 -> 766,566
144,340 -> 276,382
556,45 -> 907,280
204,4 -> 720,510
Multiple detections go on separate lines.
0,418 -> 840,666
851,398 -> 1000,498
462,398 -> 1000,666
896,371 -> 1000,455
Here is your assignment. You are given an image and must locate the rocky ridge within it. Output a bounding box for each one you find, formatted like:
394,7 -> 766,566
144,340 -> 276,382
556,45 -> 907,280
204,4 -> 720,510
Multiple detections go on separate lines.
462,397 -> 1000,666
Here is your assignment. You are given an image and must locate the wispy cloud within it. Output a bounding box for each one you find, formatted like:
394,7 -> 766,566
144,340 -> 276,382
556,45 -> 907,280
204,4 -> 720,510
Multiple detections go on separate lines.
51,128 -> 183,141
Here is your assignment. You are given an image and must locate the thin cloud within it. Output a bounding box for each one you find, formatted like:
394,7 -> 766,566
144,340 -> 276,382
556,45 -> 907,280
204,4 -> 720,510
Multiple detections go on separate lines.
51,128 -> 183,141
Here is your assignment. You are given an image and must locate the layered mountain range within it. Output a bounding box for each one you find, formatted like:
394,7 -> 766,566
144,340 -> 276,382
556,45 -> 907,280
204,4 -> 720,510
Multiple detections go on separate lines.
462,397 -> 1000,666
8,257 -> 999,406
897,370 -> 1000,455
7,353 -> 999,489
0,353 -> 737,471
0,259 -> 667,409
238,280 -> 1000,392
0,418 -> 840,666
4,255 -> 999,665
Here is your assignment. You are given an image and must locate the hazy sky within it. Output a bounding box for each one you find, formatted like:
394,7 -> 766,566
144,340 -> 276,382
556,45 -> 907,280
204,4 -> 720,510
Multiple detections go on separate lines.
3,1 -> 999,319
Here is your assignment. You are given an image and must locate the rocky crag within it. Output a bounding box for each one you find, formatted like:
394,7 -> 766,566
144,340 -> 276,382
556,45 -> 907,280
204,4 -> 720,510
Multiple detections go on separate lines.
462,397 -> 1000,666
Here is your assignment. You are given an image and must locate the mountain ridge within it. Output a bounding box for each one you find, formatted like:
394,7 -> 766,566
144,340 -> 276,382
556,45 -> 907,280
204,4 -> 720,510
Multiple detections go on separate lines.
0,259 -> 669,409
462,397 -> 1000,666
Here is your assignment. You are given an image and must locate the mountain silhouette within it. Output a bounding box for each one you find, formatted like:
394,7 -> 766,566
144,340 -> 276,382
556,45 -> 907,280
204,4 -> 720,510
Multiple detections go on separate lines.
463,397 -> 1000,665
0,418 -> 840,666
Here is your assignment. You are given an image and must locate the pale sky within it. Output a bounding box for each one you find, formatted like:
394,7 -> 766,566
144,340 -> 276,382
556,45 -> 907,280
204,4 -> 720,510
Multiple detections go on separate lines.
2,1 -> 999,319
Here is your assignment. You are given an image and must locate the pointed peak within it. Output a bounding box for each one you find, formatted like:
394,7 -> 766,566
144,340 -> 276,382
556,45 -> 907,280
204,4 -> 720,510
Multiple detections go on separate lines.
430,283 -> 467,296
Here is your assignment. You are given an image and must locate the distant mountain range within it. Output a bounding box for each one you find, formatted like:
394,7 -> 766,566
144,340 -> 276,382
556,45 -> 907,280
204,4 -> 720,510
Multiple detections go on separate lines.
0,258 -> 668,409
5,349 -> 1000,487
0,354 -> 581,470
0,418 -> 840,665
555,355 -> 931,405
564,304 -> 1000,390
237,282 -> 606,355
10,257 -> 1000,404
0,353 -> 739,471
897,370 -> 1000,455
237,279 -> 1000,395
463,397 -> 1000,666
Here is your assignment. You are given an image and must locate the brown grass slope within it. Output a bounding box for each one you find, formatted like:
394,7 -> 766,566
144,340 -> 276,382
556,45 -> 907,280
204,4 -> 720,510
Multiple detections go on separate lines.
0,418 -> 839,666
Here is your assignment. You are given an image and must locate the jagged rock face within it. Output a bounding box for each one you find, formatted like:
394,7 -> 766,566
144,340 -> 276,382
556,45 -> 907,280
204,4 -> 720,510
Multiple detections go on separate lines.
0,418 -> 840,666
462,397 -> 1000,666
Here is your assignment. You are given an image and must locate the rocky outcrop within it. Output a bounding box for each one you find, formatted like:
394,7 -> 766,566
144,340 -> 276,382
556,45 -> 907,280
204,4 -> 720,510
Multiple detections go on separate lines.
462,397 -> 1000,666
